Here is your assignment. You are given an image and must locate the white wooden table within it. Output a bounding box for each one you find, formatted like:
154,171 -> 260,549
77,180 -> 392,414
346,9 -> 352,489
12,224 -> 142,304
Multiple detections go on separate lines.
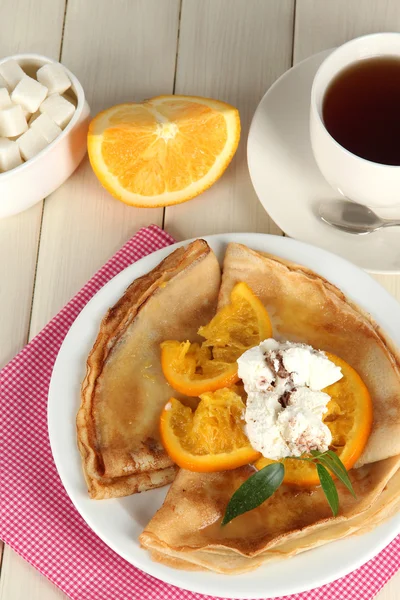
1,1 -> 400,598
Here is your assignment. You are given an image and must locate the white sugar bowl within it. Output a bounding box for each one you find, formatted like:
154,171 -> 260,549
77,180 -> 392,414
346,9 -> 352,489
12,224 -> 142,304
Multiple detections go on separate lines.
0,53 -> 90,219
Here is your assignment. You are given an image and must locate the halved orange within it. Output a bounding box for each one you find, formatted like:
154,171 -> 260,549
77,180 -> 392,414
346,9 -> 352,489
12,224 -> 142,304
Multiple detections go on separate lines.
255,353 -> 373,486
87,95 -> 240,207
160,282 -> 272,396
160,388 -> 261,472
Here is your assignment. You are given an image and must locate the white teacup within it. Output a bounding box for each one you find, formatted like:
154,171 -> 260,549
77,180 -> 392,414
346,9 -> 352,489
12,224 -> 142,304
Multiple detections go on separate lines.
310,33 -> 400,212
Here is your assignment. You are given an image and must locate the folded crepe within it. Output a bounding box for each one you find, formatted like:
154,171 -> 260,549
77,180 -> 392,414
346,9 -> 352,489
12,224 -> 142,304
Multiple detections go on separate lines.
143,477 -> 400,573
140,457 -> 400,573
140,242 -> 400,573
77,239 -> 221,499
218,243 -> 400,468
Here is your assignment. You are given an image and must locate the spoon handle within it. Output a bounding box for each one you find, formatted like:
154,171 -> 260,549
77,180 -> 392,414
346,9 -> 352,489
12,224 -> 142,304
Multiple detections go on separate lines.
382,220 -> 400,229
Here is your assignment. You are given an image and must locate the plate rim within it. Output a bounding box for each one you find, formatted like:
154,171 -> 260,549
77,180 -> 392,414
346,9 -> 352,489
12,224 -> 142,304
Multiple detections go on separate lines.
48,232 -> 400,598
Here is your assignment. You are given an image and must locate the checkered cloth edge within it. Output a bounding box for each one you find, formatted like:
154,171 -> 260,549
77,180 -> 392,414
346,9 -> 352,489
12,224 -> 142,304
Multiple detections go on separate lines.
0,224 -> 399,600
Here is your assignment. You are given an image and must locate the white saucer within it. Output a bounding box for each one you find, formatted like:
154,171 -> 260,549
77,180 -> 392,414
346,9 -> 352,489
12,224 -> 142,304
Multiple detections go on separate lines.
247,50 -> 400,274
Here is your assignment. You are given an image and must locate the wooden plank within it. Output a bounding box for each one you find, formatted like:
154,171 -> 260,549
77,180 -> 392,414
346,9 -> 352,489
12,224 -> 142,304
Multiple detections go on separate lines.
164,0 -> 294,240
29,0 -> 180,337
293,4 -> 400,598
0,0 -> 65,597
0,205 -> 41,366
0,0 -> 65,367
2,2 -> 180,599
373,274 -> 400,301
294,0 -> 400,62
0,550 -> 65,600
376,572 -> 400,600
0,0 -> 65,57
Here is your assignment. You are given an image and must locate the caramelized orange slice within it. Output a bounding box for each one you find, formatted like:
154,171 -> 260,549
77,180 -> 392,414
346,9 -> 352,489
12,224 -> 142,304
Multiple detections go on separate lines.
255,353 -> 373,486
87,95 -> 240,207
160,388 -> 261,472
160,340 -> 239,396
198,281 -> 273,363
161,282 -> 272,396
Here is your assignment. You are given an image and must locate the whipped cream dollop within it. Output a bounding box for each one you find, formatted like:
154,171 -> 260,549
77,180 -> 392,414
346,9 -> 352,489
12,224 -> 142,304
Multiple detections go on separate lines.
238,339 -> 343,460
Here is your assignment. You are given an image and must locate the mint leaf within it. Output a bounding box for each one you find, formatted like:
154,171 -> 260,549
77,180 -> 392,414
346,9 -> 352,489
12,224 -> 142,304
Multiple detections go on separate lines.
312,450 -> 356,498
323,451 -> 356,498
222,463 -> 284,525
308,450 -> 323,459
316,463 -> 339,516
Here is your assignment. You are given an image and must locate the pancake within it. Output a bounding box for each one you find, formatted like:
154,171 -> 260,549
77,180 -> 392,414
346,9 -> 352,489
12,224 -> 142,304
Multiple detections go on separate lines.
139,242 -> 400,573
77,240 -> 221,499
144,467 -> 400,572
218,243 -> 400,467
87,466 -> 178,500
139,456 -> 400,573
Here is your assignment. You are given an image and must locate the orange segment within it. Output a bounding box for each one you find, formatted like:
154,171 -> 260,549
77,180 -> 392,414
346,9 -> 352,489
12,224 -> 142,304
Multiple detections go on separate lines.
198,282 -> 273,363
87,95 -> 240,207
160,340 -> 239,396
160,388 -> 261,472
161,282 -> 272,396
255,353 -> 373,486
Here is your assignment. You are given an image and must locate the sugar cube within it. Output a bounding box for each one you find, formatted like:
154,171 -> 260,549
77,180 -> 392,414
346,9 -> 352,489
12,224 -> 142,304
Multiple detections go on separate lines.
0,59 -> 25,90
30,113 -> 61,143
20,106 -> 31,120
39,94 -> 75,129
0,73 -> 10,92
0,88 -> 12,109
28,111 -> 41,125
17,128 -> 48,161
11,75 -> 48,114
0,105 -> 28,137
37,63 -> 71,95
0,138 -> 22,171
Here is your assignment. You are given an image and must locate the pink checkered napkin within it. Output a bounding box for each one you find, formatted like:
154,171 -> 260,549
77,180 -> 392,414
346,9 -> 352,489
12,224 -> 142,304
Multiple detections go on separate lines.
0,224 -> 399,600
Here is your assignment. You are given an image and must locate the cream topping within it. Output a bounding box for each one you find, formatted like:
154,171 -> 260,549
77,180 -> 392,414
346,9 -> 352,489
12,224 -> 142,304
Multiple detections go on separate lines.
238,339 -> 343,460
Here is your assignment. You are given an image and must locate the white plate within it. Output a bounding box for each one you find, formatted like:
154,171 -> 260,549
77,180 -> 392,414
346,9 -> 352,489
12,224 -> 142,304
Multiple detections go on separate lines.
48,233 -> 400,599
247,50 -> 400,274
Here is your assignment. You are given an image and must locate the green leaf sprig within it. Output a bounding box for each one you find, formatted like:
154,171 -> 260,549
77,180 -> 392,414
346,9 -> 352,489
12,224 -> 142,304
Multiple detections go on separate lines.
222,463 -> 284,525
222,450 -> 356,526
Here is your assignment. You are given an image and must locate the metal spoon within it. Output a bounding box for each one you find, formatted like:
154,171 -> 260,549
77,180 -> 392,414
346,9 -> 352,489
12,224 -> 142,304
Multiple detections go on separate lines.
319,200 -> 400,235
